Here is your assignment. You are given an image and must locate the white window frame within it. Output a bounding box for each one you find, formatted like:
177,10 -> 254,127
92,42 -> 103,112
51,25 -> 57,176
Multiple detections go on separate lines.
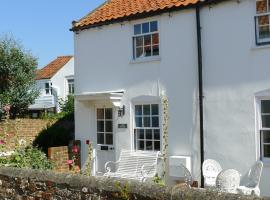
67,78 -> 75,95
133,103 -> 161,151
45,82 -> 52,95
96,107 -> 114,146
255,0 -> 270,45
132,20 -> 160,60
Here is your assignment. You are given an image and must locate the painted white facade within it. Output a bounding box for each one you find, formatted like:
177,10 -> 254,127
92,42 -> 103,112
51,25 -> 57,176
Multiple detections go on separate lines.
200,0 -> 270,196
30,57 -> 74,112
74,0 -> 270,196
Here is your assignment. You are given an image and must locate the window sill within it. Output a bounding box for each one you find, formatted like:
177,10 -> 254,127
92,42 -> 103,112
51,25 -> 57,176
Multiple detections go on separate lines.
130,56 -> 161,64
251,43 -> 270,50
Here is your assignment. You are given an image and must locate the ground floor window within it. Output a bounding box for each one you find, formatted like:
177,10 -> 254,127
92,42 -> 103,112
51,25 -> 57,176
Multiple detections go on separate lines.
259,100 -> 270,159
134,104 -> 160,151
97,108 -> 113,145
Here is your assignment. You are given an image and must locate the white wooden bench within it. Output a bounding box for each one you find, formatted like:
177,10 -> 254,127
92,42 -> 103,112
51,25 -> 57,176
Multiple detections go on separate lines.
103,150 -> 160,182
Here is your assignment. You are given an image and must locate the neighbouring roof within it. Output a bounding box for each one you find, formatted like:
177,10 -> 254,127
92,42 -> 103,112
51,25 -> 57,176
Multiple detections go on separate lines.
72,0 -> 201,31
36,56 -> 73,80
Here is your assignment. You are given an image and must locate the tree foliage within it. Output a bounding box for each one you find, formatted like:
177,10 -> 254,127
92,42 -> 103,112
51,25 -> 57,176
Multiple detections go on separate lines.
0,35 -> 39,118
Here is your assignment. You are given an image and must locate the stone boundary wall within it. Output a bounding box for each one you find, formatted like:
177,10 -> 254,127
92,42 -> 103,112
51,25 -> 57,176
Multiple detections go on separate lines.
0,167 -> 269,200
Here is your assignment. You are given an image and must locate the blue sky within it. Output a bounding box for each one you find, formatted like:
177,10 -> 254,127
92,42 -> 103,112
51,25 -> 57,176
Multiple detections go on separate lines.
0,0 -> 105,68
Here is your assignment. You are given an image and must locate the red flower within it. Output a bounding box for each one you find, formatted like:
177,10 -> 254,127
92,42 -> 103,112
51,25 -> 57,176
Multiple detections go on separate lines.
86,140 -> 90,145
0,140 -> 5,145
72,145 -> 79,154
67,160 -> 73,165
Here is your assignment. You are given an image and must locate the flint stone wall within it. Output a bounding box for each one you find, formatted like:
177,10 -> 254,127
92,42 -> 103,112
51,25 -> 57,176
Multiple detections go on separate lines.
0,167 -> 269,200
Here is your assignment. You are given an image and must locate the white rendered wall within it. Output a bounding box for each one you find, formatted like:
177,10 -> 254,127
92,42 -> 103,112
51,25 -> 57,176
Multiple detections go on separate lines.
201,0 -> 270,196
51,57 -> 74,101
74,10 -> 201,181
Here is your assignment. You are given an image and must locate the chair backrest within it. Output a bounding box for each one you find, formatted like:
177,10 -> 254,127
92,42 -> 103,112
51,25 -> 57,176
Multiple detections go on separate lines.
216,169 -> 241,193
203,159 -> 222,177
246,161 -> 263,188
179,164 -> 193,186
117,150 -> 160,177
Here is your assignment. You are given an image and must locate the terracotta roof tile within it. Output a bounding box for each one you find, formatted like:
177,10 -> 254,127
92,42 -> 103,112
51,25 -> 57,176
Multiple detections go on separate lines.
72,0 -> 200,30
36,56 -> 73,80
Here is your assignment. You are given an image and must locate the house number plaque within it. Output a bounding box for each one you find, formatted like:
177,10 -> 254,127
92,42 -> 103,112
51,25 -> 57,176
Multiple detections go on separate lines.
118,124 -> 128,128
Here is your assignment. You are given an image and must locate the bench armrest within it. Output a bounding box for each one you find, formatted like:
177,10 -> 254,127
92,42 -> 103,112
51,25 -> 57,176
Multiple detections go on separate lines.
140,163 -> 156,179
105,161 -> 120,173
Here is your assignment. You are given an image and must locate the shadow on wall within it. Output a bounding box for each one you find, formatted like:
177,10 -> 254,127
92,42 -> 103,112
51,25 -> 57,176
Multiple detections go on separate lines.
33,113 -> 74,155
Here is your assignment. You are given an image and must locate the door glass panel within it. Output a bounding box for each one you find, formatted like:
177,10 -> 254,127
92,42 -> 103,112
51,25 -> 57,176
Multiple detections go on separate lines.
105,108 -> 113,119
97,133 -> 104,144
106,121 -> 113,132
261,100 -> 270,113
106,134 -> 113,145
262,115 -> 270,128
263,131 -> 270,143
97,109 -> 104,119
97,121 -> 104,132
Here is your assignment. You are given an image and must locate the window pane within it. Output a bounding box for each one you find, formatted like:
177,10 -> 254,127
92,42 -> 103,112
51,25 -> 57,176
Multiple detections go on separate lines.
153,45 -> 159,56
136,117 -> 143,127
144,46 -> 151,57
105,108 -> 112,119
263,130 -> 270,143
154,129 -> 160,140
152,33 -> 159,45
258,15 -> 269,26
97,109 -> 104,119
262,115 -> 270,127
134,24 -> 141,35
256,0 -> 267,13
144,35 -> 151,46
264,144 -> 270,157
97,121 -> 104,132
136,47 -> 143,58
151,104 -> 159,115
137,129 -> 144,139
97,133 -> 104,144
146,141 -> 153,150
154,141 -> 160,151
261,100 -> 270,113
135,36 -> 143,47
143,117 -> 151,127
146,129 -> 152,139
152,117 -> 159,127
106,134 -> 113,145
142,22 -> 149,33
135,105 -> 142,115
150,21 -> 158,32
259,26 -> 270,39
139,141 -> 144,150
105,121 -> 113,132
143,105 -> 150,115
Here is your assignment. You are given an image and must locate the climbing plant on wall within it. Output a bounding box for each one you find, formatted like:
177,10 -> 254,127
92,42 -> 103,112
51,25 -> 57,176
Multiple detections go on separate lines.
161,95 -> 169,182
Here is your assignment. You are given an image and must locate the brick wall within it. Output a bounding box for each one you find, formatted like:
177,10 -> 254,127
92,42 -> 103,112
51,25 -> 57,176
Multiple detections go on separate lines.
48,146 -> 70,173
0,119 -> 54,150
0,167 -> 269,200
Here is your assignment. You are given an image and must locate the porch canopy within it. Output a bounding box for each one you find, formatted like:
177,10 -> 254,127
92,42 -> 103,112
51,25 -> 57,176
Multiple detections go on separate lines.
75,90 -> 125,106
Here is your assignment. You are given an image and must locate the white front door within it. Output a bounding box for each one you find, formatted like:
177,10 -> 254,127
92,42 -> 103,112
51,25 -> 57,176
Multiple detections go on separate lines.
96,107 -> 115,173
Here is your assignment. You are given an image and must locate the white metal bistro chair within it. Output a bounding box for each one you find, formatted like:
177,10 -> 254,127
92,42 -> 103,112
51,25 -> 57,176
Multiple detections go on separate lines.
179,164 -> 193,186
237,161 -> 263,196
103,150 -> 160,182
216,169 -> 241,194
202,159 -> 222,187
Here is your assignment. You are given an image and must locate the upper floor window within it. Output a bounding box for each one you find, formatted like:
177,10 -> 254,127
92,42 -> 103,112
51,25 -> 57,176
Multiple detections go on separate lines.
259,100 -> 270,161
133,21 -> 159,59
67,79 -> 75,94
45,82 -> 52,95
255,0 -> 270,44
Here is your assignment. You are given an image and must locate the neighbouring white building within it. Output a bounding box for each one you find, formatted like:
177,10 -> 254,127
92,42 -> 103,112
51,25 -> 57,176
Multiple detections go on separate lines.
72,0 -> 270,196
29,56 -> 74,116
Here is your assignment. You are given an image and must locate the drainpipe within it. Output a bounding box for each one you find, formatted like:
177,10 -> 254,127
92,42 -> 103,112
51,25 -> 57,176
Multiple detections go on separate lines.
196,5 -> 205,188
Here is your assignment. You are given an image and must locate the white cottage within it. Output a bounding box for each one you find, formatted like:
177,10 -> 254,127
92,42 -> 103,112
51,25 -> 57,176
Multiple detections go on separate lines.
29,56 -> 74,116
72,0 -> 270,196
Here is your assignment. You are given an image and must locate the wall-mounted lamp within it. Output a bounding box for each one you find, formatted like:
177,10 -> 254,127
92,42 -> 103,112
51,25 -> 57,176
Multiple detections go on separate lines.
118,105 -> 125,117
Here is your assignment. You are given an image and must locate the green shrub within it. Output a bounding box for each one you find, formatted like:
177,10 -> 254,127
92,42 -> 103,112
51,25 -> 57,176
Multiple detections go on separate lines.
59,95 -> 74,114
0,146 -> 53,170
